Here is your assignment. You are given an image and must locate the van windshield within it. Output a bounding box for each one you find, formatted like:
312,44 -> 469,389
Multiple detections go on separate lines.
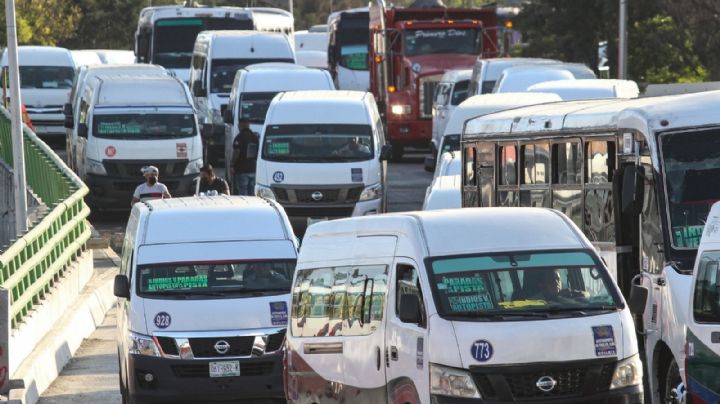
340,44 -> 368,70
239,92 -> 277,124
427,250 -> 622,320
3,66 -> 74,89
262,124 -> 374,162
211,58 -> 294,93
693,251 -> 720,323
137,260 -> 296,299
92,113 -> 196,139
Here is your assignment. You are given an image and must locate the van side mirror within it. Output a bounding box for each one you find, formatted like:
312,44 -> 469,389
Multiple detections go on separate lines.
113,275 -> 130,299
628,283 -> 648,315
622,165 -> 644,215
424,156 -> 436,172
64,112 -> 74,129
246,143 -> 258,160
77,123 -> 88,138
398,294 -> 422,324
192,80 -> 205,97
380,144 -> 393,161
223,109 -> 233,124
63,102 -> 72,117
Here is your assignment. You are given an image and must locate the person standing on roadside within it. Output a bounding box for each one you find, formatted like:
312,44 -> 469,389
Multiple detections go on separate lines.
131,165 -> 171,206
231,118 -> 258,195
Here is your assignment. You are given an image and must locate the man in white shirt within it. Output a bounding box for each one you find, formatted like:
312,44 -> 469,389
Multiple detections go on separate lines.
131,165 -> 171,206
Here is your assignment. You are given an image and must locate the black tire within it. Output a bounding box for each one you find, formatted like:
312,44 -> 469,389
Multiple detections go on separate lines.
663,358 -> 682,404
391,144 -> 404,162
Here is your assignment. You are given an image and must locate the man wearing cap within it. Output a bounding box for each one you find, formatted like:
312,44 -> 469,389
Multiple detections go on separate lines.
131,165 -> 171,206
231,117 -> 259,195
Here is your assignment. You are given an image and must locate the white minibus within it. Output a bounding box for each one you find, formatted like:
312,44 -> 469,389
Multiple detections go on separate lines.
189,31 -> 296,161
286,208 -> 643,403
72,75 -> 202,209
493,63 -> 596,93
255,90 -> 391,231
467,57 -> 558,96
528,79 -> 640,101
114,196 -> 297,403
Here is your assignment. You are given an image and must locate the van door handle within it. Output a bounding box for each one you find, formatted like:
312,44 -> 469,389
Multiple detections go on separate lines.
376,347 -> 381,370
390,346 -> 399,361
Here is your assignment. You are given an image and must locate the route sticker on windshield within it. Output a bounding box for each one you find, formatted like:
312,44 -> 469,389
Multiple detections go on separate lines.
592,325 -> 617,357
176,143 -> 187,158
270,301 -> 288,326
273,171 -> 284,183
471,340 -> 493,362
351,168 -> 363,182
154,312 -> 171,329
105,146 -> 116,158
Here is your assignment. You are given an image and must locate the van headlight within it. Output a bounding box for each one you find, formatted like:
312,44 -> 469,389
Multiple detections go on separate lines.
359,183 -> 382,201
391,104 -> 412,115
184,159 -> 203,175
86,158 -> 107,176
610,354 -> 643,389
128,332 -> 161,357
255,184 -> 276,200
430,363 -> 481,398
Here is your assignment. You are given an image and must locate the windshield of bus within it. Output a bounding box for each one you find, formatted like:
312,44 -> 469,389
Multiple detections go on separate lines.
152,18 -> 254,69
137,260 -> 296,299
3,66 -> 75,89
211,59 -> 294,93
404,29 -> 481,56
428,250 -> 622,320
661,129 -> 720,248
92,113 -> 196,139
263,124 -> 374,162
239,92 -> 277,124
340,44 -> 368,70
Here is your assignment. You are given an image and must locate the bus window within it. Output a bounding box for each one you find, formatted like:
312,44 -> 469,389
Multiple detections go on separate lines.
553,142 -> 582,185
584,140 -> 616,242
464,146 -> 476,186
522,143 -> 550,185
587,141 -> 615,184
498,144 -> 518,207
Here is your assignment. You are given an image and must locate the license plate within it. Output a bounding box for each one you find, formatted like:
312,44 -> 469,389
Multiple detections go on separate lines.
209,361 -> 240,378
307,217 -> 328,226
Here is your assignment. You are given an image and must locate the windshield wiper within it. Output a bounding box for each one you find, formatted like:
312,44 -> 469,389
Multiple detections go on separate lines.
448,310 -> 549,320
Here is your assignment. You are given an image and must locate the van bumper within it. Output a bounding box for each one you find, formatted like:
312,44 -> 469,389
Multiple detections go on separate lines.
127,353 -> 285,403
430,384 -> 644,403
84,174 -> 196,209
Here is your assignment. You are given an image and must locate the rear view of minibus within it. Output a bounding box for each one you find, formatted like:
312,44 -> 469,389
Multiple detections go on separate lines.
114,196 -> 297,403
686,201 -> 720,403
286,208 -> 644,403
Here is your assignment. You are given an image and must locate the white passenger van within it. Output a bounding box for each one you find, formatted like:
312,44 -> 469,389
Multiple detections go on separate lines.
223,66 -> 335,182
64,64 -> 170,168
189,31 -> 296,161
256,91 -> 391,231
685,201 -> 720,403
1,46 -> 75,143
467,57 -> 559,96
426,92 -> 562,172
422,151 -> 461,210
286,208 -> 643,403
114,196 -> 297,403
71,50 -> 104,67
493,63 -> 597,93
528,79 -> 640,101
72,75 -> 202,209
431,69 -> 472,154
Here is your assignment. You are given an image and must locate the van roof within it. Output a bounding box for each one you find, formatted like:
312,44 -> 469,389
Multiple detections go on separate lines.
301,208 -> 587,259
465,91 -> 720,138
96,76 -> 189,107
240,68 -> 332,92
527,79 -> 640,100
443,92 -> 562,136
268,91 -> 370,125
195,30 -> 293,59
138,196 -> 292,244
2,46 -> 74,67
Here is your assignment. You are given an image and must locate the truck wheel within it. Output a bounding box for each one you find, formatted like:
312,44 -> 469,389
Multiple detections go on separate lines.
391,145 -> 404,162
663,358 -> 682,404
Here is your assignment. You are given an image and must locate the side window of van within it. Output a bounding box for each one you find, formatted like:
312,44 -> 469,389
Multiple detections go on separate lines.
119,237 -> 133,278
78,99 -> 90,124
396,264 -> 425,326
291,265 -> 387,338
693,251 -> 720,323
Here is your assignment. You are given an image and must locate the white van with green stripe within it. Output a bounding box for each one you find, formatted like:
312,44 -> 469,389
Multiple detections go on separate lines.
686,202 -> 720,403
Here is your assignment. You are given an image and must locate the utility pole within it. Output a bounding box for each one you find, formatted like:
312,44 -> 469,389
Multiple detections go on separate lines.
288,0 -> 293,16
5,0 -> 28,235
618,0 -> 628,79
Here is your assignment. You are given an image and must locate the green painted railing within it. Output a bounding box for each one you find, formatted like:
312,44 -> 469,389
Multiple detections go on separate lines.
0,108 -> 91,328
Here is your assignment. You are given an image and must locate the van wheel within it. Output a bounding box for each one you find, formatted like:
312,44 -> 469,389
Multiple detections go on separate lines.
663,358 -> 681,404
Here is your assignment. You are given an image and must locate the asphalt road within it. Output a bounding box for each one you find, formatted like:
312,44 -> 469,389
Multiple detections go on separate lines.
38,153 -> 433,403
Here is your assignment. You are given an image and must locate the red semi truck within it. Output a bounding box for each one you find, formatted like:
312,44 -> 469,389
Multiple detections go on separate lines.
369,0 -> 498,159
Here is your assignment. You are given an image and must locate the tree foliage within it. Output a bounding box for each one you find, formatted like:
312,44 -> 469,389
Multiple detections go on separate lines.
0,0 -> 81,46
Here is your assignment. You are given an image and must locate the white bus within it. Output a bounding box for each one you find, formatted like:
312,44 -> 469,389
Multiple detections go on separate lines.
460,92 -> 720,403
327,8 -> 369,91
134,5 -> 293,83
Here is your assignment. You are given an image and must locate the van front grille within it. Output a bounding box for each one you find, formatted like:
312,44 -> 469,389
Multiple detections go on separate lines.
103,159 -> 188,178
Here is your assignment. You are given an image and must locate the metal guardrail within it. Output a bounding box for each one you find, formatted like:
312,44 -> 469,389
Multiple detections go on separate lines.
0,108 -> 90,328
